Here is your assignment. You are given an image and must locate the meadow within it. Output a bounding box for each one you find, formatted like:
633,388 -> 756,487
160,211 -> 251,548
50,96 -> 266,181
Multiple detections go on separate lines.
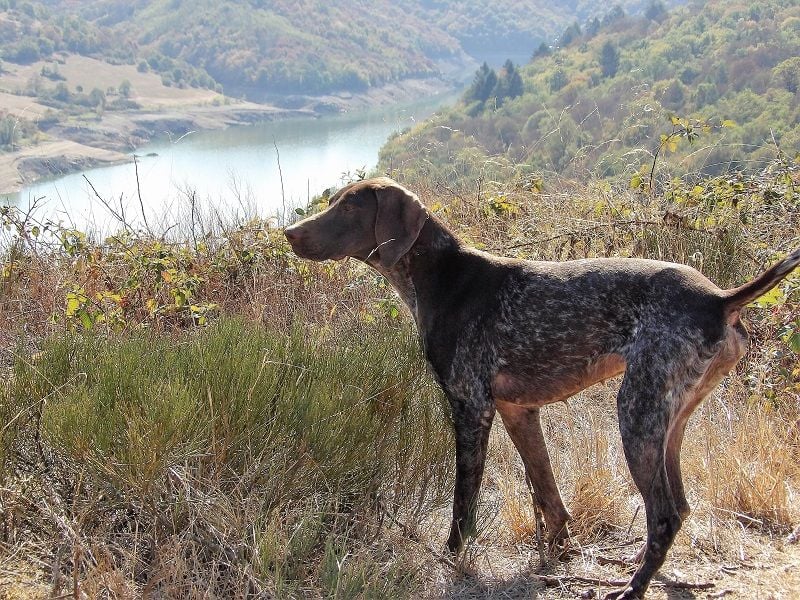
1,155 -> 799,598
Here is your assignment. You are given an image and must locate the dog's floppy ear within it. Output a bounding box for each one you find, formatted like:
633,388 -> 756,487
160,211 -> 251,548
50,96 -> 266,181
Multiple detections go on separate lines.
373,180 -> 427,269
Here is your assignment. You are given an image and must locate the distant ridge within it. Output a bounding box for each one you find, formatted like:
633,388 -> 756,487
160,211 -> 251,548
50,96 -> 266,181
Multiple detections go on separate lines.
1,0 -> 685,98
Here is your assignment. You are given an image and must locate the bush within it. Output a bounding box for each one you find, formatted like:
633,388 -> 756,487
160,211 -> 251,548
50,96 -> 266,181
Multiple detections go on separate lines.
1,319 -> 452,595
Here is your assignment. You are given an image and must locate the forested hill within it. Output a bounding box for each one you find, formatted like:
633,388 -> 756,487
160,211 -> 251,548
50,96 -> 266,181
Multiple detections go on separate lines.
379,0 -> 800,185
1,0 -> 681,97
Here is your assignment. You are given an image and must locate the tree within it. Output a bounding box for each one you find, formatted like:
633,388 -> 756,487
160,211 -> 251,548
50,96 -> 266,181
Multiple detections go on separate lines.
602,5 -> 626,26
496,59 -> 523,101
560,22 -> 581,46
119,80 -> 132,98
10,39 -> 40,64
586,17 -> 601,37
773,57 -> 800,93
465,62 -> 498,104
533,42 -> 551,59
645,1 -> 667,21
600,41 -> 620,78
54,82 -> 71,102
0,115 -> 18,148
549,68 -> 568,92
89,87 -> 106,115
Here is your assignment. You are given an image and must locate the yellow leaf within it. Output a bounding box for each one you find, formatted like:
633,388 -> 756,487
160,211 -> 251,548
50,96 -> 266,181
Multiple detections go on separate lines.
753,286 -> 785,308
66,296 -> 81,317
665,137 -> 679,153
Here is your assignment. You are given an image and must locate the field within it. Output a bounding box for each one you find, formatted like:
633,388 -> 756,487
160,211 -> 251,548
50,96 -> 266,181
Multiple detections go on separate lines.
1,160 -> 799,598
0,55 -> 221,110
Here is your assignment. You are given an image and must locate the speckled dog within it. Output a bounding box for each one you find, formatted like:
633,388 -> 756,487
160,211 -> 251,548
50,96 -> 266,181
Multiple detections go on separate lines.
284,177 -> 800,599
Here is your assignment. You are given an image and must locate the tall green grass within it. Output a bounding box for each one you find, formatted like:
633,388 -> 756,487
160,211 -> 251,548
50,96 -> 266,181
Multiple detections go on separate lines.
1,319 -> 453,597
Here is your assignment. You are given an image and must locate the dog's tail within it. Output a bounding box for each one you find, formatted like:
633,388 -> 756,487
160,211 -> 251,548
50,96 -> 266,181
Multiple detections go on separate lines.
722,247 -> 800,319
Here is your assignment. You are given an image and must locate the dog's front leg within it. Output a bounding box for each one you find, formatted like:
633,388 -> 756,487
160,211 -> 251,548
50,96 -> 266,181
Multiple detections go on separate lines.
446,398 -> 495,553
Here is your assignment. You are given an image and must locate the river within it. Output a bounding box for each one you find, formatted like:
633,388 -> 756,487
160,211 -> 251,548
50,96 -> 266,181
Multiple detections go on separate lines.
1,88 -> 460,232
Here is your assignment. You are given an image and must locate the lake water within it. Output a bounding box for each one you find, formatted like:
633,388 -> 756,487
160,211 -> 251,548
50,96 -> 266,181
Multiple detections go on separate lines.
2,89 -> 460,232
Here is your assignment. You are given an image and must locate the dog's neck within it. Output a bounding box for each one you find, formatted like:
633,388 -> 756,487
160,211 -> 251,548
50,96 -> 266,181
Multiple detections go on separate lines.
368,213 -> 462,323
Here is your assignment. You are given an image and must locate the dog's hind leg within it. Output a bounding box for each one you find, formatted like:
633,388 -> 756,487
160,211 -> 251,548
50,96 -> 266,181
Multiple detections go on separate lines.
605,354 -> 686,600
496,401 -> 571,546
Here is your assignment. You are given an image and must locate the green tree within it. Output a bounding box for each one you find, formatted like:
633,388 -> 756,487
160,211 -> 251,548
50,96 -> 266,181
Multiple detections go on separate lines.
0,115 -> 18,148
465,62 -> 498,104
560,22 -> 581,46
600,41 -> 620,78
495,59 -> 523,101
549,68 -> 568,92
54,82 -> 71,102
586,17 -> 601,37
119,80 -> 132,98
772,57 -> 800,93
645,1 -> 667,21
10,39 -> 40,63
533,42 -> 551,59
602,5 -> 626,26
89,87 -> 106,115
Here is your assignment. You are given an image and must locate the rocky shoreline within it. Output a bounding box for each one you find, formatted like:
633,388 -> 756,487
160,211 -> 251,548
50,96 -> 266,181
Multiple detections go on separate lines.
0,75 -> 460,197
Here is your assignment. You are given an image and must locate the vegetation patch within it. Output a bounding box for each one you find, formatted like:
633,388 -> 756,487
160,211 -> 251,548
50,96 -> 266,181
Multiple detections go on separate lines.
1,148 -> 798,596
380,0 -> 800,186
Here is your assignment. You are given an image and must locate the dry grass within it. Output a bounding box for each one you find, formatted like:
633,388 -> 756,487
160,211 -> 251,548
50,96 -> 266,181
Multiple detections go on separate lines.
441,375 -> 800,599
0,55 -> 220,109
1,164 -> 799,598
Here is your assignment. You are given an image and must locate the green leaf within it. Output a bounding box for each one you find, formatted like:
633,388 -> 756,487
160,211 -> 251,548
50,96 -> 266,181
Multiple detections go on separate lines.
79,310 -> 94,330
787,330 -> 800,354
721,119 -> 736,128
295,207 -> 306,216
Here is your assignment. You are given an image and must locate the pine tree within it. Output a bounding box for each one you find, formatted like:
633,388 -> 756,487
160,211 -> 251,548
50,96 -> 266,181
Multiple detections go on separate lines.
465,62 -> 498,104
645,0 -> 667,21
602,5 -> 626,26
533,42 -> 551,60
559,22 -> 582,47
502,59 -> 524,100
586,17 -> 601,37
600,41 -> 620,78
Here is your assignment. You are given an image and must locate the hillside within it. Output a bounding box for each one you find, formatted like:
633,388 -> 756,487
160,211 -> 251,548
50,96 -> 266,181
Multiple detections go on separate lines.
378,0 -> 800,187
1,0 -> 684,98
395,0 -> 682,54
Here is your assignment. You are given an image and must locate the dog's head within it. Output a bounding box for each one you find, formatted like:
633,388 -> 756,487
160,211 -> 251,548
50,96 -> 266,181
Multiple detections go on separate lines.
284,177 -> 427,269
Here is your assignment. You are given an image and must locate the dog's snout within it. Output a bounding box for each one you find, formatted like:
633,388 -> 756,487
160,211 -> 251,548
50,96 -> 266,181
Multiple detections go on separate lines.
284,226 -> 302,243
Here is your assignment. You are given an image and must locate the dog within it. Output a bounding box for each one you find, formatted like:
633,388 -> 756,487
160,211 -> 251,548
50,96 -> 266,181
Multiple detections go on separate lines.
284,177 -> 800,599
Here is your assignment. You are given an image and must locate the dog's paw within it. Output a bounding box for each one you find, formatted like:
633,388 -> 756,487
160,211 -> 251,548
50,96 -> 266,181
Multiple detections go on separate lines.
546,523 -> 572,558
602,586 -> 642,600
